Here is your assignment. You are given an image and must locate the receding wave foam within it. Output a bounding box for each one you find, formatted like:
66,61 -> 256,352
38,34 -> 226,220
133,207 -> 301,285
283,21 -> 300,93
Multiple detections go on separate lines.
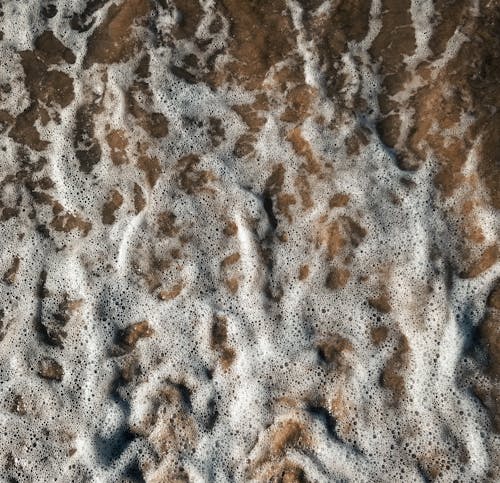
0,1 -> 498,482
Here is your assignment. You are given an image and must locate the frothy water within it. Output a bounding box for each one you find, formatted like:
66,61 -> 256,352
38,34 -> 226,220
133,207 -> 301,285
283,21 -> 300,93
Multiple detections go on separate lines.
0,1 -> 498,481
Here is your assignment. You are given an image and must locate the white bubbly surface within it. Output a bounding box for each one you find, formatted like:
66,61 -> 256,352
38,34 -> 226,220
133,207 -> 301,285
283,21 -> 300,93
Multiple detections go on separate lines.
0,0 -> 498,482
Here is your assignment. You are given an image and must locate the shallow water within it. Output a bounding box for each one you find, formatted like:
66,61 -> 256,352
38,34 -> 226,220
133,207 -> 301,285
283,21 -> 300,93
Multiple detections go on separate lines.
0,1 -> 498,481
